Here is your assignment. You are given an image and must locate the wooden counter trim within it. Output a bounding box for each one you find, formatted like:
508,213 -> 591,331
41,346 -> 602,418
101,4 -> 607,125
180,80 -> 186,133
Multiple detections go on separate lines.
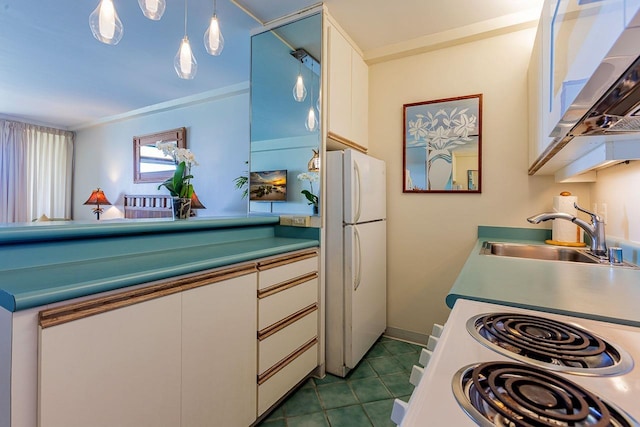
39,263 -> 257,328
257,337 -> 318,385
257,249 -> 318,271
257,272 -> 318,299
258,304 -> 318,341
327,131 -> 368,154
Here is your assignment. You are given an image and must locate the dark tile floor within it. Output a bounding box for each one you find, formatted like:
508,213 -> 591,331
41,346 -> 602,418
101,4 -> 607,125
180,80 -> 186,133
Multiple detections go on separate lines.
258,336 -> 425,427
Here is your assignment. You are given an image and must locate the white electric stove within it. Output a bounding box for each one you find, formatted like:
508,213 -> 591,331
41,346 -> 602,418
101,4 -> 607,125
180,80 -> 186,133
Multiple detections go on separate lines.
400,299 -> 640,426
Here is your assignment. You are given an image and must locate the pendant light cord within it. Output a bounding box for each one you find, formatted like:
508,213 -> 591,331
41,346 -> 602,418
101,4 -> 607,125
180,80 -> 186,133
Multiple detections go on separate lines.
184,0 -> 188,36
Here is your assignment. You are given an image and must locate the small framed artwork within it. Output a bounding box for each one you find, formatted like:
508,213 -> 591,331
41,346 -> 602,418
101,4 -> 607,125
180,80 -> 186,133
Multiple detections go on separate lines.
403,94 -> 482,193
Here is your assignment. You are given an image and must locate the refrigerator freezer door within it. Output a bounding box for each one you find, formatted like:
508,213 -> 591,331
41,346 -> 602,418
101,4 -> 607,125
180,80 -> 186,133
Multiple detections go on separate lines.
344,220 -> 387,369
343,150 -> 386,224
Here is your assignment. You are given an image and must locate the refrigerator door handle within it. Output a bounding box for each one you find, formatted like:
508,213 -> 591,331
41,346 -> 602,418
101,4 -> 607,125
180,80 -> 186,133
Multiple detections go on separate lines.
354,226 -> 362,291
354,160 -> 362,223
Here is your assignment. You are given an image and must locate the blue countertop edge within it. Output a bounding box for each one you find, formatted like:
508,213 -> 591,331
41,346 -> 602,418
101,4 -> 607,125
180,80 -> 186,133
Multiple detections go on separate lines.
0,216 -> 280,245
446,226 -> 640,327
0,237 -> 319,312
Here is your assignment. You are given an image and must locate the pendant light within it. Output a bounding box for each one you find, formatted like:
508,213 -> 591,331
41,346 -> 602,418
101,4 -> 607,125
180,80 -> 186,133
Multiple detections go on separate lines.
292,53 -> 307,102
89,0 -> 124,45
138,0 -> 166,20
174,0 -> 197,79
305,73 -> 318,132
204,0 -> 224,56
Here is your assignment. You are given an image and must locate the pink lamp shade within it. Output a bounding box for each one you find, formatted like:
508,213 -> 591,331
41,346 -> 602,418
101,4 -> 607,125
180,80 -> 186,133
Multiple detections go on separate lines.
83,188 -> 111,219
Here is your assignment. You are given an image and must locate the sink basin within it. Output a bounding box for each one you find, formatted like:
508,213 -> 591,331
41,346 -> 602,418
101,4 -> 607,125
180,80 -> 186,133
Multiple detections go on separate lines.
481,241 -> 599,263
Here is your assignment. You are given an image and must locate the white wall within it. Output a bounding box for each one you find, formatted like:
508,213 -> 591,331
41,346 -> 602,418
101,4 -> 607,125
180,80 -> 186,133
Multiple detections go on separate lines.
368,28 -> 592,341
73,88 -> 250,220
592,160 -> 640,242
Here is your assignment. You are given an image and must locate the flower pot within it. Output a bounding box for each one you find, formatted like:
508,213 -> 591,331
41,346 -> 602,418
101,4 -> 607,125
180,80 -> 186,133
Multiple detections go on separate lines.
172,197 -> 192,220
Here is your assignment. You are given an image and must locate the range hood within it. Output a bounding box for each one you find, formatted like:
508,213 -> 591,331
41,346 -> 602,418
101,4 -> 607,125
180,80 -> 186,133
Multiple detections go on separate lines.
529,15 -> 640,176
568,53 -> 640,136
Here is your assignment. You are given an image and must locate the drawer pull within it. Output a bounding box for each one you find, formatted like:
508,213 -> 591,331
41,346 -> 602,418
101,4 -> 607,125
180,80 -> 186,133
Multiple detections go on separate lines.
257,249 -> 318,271
257,272 -> 318,299
257,337 -> 317,385
258,304 -> 317,341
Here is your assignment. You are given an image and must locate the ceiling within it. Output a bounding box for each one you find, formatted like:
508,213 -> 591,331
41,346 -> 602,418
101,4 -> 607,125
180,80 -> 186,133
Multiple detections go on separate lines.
0,0 -> 543,130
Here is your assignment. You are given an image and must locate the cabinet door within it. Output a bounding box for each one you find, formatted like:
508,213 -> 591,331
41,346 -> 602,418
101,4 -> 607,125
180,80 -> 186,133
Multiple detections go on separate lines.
351,51 -> 369,149
39,294 -> 182,427
327,23 -> 353,140
181,272 -> 257,427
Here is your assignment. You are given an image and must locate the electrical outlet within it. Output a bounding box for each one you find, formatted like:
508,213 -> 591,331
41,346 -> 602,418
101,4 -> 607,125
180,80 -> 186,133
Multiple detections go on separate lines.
292,216 -> 310,227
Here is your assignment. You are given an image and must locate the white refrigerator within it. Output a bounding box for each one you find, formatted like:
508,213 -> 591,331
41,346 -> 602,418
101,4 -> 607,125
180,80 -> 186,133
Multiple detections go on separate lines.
325,149 -> 387,377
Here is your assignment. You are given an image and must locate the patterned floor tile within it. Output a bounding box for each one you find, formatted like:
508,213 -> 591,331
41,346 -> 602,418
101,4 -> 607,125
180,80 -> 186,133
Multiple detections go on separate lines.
381,339 -> 418,355
362,399 -> 397,427
347,359 -> 377,380
316,382 -> 359,409
379,373 -> 415,397
349,377 -> 392,403
286,411 -> 330,427
325,405 -> 373,427
364,341 -> 393,359
368,356 -> 404,376
283,387 -> 323,417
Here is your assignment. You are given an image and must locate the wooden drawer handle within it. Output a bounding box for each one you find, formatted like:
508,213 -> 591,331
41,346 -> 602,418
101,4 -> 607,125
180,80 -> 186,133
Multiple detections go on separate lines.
258,304 -> 317,341
257,337 -> 317,385
257,249 -> 318,271
257,272 -> 317,299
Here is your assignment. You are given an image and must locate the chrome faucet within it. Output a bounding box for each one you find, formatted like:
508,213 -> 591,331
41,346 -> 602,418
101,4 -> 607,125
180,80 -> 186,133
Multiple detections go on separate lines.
527,203 -> 608,258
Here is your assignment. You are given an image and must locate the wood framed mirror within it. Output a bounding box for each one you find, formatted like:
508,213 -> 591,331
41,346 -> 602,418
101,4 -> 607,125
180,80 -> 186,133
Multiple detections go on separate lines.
403,94 -> 482,193
133,127 -> 186,183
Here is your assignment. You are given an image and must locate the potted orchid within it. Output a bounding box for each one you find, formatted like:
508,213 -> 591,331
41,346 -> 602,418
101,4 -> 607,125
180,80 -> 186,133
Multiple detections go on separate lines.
297,172 -> 319,214
156,141 -> 198,218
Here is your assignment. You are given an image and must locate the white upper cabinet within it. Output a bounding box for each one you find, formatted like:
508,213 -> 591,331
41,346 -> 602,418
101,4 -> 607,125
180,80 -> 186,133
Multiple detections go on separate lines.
528,0 -> 640,179
325,13 -> 369,152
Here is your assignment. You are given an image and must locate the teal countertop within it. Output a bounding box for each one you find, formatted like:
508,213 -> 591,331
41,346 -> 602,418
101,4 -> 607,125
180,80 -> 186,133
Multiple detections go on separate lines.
0,217 -> 319,312
446,226 -> 640,327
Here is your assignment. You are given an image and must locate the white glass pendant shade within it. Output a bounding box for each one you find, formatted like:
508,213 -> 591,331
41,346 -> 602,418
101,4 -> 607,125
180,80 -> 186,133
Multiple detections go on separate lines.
293,74 -> 307,102
204,15 -> 224,56
89,0 -> 124,45
305,106 -> 318,132
174,36 -> 198,79
138,0 -> 166,20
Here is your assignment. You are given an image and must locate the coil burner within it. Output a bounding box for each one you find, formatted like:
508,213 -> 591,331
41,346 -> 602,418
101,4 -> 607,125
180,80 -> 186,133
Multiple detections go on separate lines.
452,361 -> 639,427
466,313 -> 633,376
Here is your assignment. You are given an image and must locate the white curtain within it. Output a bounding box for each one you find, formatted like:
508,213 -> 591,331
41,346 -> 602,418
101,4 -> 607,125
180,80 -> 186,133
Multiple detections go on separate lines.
0,120 -> 74,223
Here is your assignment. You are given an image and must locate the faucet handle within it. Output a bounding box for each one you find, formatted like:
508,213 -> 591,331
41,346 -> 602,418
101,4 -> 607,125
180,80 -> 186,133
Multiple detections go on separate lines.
574,203 -> 602,223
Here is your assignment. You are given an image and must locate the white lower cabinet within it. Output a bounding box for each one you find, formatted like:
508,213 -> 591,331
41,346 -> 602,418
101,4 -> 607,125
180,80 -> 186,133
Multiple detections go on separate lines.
181,272 -> 257,427
36,249 -> 319,427
39,293 -> 183,427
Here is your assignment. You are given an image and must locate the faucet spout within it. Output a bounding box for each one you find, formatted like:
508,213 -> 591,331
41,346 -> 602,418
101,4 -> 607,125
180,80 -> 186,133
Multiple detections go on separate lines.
527,203 -> 608,258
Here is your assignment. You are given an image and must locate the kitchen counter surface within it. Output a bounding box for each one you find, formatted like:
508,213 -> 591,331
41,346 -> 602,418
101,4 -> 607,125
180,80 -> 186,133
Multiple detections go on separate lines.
446,226 -> 640,327
0,216 -> 319,312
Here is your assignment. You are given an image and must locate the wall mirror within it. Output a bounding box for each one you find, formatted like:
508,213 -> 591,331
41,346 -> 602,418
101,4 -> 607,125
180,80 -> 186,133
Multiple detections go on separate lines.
133,127 -> 186,183
249,12 -> 322,215
403,94 -> 482,193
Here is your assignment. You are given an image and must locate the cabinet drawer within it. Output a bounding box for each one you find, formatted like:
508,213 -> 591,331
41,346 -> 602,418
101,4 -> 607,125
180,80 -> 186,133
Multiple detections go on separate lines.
258,276 -> 318,330
258,253 -> 318,291
258,307 -> 318,375
257,341 -> 318,416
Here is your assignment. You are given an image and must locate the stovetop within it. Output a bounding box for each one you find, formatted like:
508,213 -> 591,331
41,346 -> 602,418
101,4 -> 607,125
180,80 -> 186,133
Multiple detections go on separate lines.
400,300 -> 640,426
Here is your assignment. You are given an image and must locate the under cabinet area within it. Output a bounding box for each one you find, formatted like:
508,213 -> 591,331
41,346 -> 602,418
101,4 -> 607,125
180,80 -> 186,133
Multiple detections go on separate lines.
34,248 -> 319,427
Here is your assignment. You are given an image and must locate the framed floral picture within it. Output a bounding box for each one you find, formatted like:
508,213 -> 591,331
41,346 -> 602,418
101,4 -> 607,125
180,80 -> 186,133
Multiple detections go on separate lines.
403,94 -> 482,193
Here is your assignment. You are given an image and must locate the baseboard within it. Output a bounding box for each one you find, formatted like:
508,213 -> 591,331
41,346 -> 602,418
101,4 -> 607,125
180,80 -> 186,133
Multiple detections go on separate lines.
384,327 -> 428,346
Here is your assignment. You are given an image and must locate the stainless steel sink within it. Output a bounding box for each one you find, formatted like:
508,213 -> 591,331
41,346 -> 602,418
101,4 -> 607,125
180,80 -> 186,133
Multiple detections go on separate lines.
480,241 -> 638,268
